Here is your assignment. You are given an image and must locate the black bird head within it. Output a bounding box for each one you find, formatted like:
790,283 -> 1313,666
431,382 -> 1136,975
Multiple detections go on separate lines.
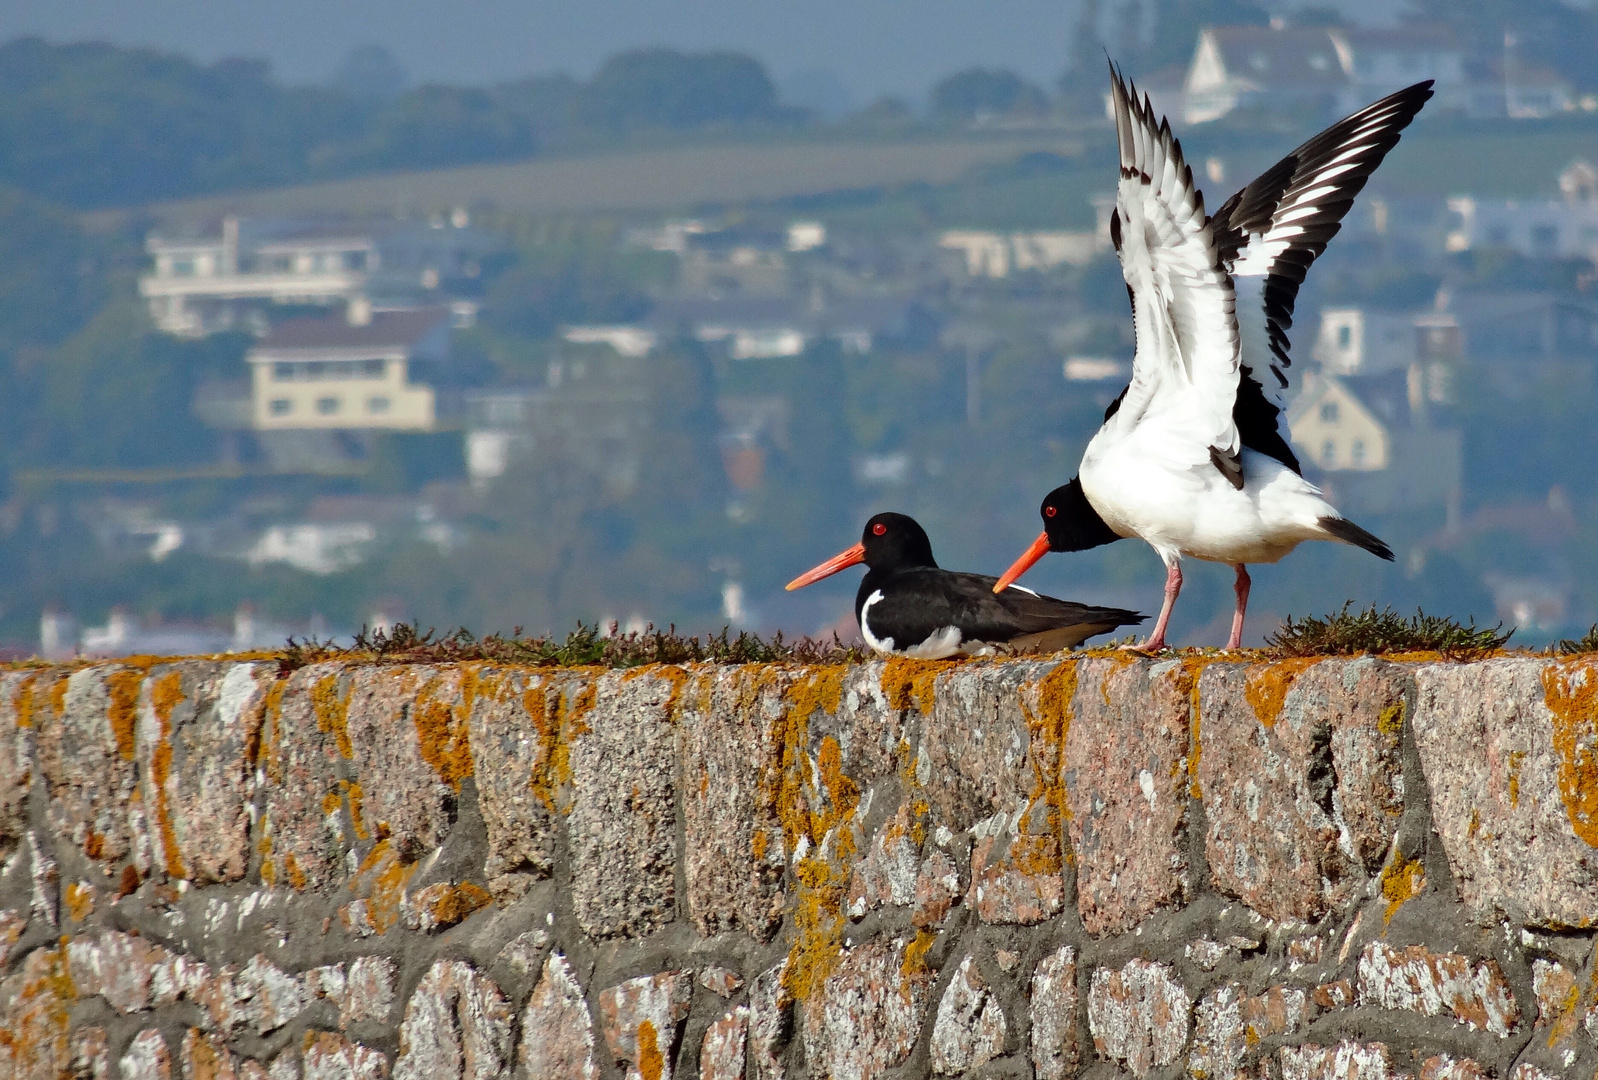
993,478 -> 1121,593
786,512 -> 936,591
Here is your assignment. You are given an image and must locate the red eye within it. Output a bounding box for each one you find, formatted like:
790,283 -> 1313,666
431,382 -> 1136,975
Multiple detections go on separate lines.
872,523 -> 887,535
1045,506 -> 1057,518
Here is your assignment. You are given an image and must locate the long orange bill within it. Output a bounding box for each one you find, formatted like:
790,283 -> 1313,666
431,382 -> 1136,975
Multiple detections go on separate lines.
786,542 -> 867,591
993,531 -> 1052,593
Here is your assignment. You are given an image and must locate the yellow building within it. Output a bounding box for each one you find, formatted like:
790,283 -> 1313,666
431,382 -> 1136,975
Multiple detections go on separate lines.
1287,372 -> 1391,472
246,305 -> 450,433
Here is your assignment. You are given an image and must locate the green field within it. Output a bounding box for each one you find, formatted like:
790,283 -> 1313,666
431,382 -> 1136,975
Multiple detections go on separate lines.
106,133 -> 1087,227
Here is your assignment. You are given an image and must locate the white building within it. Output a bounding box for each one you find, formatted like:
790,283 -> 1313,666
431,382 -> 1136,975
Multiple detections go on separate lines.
141,217 -> 376,336
1446,161 -> 1598,261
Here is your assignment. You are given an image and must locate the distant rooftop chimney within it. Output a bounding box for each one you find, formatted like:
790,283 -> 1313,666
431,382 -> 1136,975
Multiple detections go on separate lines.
347,294 -> 373,326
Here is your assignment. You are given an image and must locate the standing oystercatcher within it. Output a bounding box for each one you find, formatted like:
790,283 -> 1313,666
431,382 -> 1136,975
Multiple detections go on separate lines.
995,68 -> 1430,651
787,512 -> 1142,657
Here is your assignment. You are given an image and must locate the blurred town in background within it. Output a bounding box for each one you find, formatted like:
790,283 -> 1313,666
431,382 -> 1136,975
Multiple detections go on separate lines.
5,0 -> 1598,655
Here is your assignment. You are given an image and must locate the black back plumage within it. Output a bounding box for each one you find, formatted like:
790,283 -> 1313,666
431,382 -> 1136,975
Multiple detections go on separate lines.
853,513 -> 1141,651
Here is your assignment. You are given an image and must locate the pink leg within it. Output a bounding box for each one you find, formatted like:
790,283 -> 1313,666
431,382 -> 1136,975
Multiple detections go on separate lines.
1227,564 -> 1251,650
1127,562 -> 1182,652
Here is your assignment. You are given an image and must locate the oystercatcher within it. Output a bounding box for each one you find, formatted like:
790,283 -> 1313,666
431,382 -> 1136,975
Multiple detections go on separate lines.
995,68 -> 1429,651
787,512 -> 1143,657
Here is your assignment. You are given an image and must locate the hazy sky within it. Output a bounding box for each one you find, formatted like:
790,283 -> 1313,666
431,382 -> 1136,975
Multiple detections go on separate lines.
7,0 -> 1408,104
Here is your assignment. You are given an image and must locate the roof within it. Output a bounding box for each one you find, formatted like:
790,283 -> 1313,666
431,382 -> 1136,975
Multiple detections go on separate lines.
1339,25 -> 1462,52
1205,26 -> 1350,89
252,308 -> 450,353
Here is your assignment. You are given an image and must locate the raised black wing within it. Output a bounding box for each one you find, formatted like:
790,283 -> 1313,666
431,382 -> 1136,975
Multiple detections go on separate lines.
1210,80 -> 1434,472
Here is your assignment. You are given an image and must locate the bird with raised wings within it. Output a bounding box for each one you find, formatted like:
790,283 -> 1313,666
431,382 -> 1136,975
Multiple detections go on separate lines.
995,67 -> 1434,651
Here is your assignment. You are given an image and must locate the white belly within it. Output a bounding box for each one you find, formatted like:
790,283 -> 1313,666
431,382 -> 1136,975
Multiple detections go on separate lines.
1081,436 -> 1339,566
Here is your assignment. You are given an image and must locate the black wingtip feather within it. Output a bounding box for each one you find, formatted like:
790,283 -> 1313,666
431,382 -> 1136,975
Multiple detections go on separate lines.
1319,516 -> 1395,561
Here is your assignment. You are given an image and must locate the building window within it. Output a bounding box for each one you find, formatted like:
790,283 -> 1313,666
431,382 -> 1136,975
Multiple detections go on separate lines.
362,359 -> 386,378
1351,439 -> 1366,465
171,258 -> 194,276
273,363 -> 295,381
1321,440 -> 1336,465
270,399 -> 292,416
1337,325 -> 1352,349
367,396 -> 391,414
1320,402 -> 1339,422
317,397 -> 340,416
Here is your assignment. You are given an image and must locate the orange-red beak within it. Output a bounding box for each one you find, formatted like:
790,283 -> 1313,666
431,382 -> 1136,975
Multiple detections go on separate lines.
786,542 -> 866,591
993,531 -> 1052,593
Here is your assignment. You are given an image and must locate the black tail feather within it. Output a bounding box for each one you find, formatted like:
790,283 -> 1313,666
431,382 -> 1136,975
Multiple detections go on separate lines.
1318,516 -> 1394,561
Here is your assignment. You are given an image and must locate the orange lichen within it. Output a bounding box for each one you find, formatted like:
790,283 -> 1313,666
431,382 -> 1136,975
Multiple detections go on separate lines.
12,675 -> 35,729
1175,656 -> 1219,798
63,881 -> 93,922
350,840 -> 416,934
346,781 -> 368,841
1380,852 -> 1426,925
283,851 -> 307,891
1542,660 -> 1598,850
881,657 -> 944,714
312,674 -> 353,760
148,670 -> 187,880
257,822 -> 277,886
117,865 -> 141,899
0,946 -> 72,1072
775,668 -> 868,1005
1026,660 -> 1078,835
414,675 -> 474,791
636,1019 -> 664,1080
105,670 -> 144,761
1545,977 -> 1586,1047
901,928 -> 936,984
47,676 -> 69,722
250,678 -> 286,772
1507,750 -> 1527,808
1243,657 -> 1320,727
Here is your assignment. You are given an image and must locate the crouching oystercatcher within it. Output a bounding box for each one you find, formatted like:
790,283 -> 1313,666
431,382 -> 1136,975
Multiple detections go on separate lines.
787,512 -> 1143,658
995,67 -> 1429,651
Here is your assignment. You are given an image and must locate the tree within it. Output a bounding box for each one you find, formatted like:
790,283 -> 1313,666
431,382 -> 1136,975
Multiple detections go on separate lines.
329,44 -> 410,101
581,49 -> 788,132
930,68 -> 1048,122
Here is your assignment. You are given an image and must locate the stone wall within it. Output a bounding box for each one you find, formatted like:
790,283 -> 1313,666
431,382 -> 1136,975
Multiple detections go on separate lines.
0,653 -> 1595,1080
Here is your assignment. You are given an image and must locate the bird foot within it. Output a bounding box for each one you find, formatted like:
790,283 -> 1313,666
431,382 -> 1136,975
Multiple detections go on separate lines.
1120,638 -> 1168,654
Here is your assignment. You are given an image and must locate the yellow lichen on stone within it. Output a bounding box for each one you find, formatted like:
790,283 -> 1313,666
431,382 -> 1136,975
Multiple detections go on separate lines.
256,818 -> 276,886
345,781 -> 368,841
1244,657 -> 1320,728
148,670 -> 187,880
1026,660 -> 1077,834
1377,700 -> 1405,738
283,851 -> 307,891
1542,659 -> 1598,849
255,679 -> 286,780
63,881 -> 93,923
414,674 -> 474,792
349,839 -> 416,933
636,1018 -> 664,1080
881,657 -> 943,715
1380,852 -> 1426,925
312,674 -> 354,760
105,669 -> 144,761
775,668 -> 865,1005
11,674 -> 35,729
